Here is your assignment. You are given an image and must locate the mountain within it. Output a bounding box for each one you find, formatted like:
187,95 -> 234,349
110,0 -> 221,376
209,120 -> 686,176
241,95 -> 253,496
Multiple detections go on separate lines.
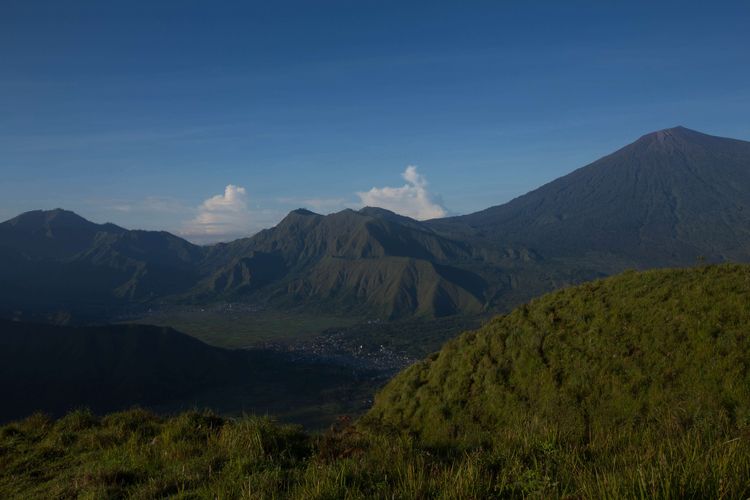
0,209 -> 204,320
0,207 -> 528,320
434,127 -> 750,267
0,320 -> 373,426
193,208 -> 516,318
364,264 -> 750,446
3,127 -> 750,322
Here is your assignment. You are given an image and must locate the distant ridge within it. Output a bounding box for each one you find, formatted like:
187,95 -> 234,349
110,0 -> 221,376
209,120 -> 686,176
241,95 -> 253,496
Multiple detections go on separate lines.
3,127 -> 750,321
0,209 -> 204,319
195,206 -> 493,318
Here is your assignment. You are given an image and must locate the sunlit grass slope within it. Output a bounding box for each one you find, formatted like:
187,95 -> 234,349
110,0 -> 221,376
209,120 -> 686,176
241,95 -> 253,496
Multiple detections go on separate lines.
2,265 -> 750,498
366,264 -> 750,446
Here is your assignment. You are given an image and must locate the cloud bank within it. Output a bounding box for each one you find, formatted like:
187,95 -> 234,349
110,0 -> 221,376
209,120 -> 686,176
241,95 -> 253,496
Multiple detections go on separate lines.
357,166 -> 446,220
164,168 -> 446,243
182,184 -> 259,242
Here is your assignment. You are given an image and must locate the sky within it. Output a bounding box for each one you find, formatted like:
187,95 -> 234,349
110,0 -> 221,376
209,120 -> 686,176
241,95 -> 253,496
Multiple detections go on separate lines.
2,1 -> 749,243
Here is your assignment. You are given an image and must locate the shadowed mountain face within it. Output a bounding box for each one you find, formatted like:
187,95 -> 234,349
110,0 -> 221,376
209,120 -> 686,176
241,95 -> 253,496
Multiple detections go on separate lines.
0,207 -> 504,320
2,127 -> 750,321
0,209 -> 204,319
435,127 -> 750,266
0,320 -> 372,426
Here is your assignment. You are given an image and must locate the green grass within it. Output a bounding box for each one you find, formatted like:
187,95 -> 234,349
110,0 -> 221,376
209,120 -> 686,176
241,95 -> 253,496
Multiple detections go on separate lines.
6,264 -> 750,497
366,264 -> 750,448
1,408 -> 748,499
126,309 -> 361,349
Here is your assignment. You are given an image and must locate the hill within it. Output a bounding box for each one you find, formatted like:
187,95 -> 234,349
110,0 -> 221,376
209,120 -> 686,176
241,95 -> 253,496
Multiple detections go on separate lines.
365,264 -> 750,446
2,266 -> 750,498
434,127 -> 750,268
0,320 -> 376,427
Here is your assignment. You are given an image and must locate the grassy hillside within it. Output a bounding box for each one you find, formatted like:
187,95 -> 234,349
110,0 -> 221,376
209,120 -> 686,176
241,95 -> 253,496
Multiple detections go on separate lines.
365,264 -> 750,446
1,408 -> 747,498
2,265 -> 750,498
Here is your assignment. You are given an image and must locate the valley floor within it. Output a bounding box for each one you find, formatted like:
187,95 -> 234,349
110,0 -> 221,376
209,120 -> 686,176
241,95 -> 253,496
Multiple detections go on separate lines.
124,305 -> 482,371
119,309 -> 483,428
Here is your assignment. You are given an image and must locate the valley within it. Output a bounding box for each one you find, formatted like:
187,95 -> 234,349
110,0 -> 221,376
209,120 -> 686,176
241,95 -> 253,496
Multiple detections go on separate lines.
3,127 -> 750,429
4,264 -> 750,498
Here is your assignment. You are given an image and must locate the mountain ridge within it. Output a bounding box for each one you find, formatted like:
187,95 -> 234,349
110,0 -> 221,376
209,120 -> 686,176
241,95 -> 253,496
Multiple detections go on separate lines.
3,126 -> 750,321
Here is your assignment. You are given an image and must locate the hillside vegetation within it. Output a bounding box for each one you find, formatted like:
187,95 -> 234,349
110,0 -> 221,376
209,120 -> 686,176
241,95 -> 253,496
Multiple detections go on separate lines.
193,208 -> 499,318
2,406 -> 748,499
2,265 -> 750,498
366,264 -> 750,445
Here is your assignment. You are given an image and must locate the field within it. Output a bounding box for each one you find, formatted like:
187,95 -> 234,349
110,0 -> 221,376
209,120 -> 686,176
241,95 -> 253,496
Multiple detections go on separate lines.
124,306 -> 362,349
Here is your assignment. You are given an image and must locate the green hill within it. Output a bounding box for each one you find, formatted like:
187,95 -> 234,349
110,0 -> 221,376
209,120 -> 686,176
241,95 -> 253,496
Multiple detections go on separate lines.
2,266 -> 750,498
365,264 -> 750,446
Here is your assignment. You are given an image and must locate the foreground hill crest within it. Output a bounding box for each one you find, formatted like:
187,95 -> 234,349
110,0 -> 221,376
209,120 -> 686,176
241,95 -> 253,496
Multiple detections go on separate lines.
365,264 -> 750,445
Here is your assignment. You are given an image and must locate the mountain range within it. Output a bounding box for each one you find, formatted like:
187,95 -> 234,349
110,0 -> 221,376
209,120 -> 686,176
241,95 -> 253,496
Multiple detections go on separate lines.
2,126 -> 749,322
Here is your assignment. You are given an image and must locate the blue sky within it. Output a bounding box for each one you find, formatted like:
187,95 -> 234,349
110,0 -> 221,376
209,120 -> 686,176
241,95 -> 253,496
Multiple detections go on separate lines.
2,1 -> 749,242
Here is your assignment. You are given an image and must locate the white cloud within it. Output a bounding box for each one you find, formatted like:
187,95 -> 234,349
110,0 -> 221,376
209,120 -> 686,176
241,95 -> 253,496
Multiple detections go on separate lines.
357,166 -> 447,220
181,185 -> 261,243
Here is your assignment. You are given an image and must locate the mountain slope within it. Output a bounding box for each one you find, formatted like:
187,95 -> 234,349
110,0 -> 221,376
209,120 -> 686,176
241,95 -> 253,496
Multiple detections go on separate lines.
364,264 -> 750,445
435,127 -> 750,266
0,209 -> 205,319
194,208 -> 506,317
0,207 -> 530,320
